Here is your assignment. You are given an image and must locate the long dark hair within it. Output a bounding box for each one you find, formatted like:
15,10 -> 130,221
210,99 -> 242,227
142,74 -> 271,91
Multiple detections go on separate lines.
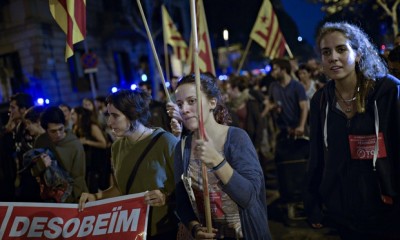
105,89 -> 152,128
177,73 -> 232,125
72,106 -> 96,138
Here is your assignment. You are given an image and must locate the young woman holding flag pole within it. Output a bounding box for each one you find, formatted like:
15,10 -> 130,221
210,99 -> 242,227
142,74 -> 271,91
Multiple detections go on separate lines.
168,3 -> 271,239
136,0 -> 213,238
171,72 -> 273,240
189,0 -> 213,235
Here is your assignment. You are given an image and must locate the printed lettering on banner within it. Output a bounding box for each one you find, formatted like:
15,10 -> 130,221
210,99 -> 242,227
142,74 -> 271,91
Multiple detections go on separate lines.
0,193 -> 149,239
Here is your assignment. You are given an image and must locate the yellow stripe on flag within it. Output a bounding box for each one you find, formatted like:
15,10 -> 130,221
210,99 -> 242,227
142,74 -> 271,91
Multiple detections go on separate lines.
249,0 -> 287,59
49,0 -> 86,61
162,5 -> 188,61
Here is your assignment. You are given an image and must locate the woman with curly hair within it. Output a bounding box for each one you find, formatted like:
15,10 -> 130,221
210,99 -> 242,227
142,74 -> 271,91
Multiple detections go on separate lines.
305,22 -> 400,239
171,74 -> 272,239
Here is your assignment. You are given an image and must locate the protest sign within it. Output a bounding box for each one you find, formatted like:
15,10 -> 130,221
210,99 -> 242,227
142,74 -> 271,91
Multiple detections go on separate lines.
0,192 -> 149,239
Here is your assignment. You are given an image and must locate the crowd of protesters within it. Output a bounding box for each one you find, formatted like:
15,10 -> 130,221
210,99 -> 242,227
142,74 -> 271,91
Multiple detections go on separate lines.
0,21 -> 400,240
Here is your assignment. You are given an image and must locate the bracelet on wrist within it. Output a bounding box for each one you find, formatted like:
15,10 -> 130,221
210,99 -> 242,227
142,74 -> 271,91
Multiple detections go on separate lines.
210,158 -> 227,172
191,223 -> 202,238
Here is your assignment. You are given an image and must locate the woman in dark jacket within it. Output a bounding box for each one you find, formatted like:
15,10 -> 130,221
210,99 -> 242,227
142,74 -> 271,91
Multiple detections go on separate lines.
304,22 -> 400,240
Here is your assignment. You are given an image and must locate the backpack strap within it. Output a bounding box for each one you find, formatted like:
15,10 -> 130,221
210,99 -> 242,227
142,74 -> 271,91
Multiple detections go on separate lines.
125,131 -> 165,194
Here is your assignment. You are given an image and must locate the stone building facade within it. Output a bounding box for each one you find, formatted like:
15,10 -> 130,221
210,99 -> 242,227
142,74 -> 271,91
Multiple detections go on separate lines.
0,0 -> 188,106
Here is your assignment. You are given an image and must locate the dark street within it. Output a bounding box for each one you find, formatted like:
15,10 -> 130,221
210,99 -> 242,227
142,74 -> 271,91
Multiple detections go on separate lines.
267,190 -> 340,240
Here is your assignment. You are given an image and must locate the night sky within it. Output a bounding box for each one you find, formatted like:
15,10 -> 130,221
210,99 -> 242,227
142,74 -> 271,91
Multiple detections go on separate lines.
204,0 -> 325,48
281,0 -> 325,45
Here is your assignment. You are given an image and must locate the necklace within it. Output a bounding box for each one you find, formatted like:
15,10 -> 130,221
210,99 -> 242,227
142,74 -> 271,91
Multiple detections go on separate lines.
335,88 -> 355,113
135,129 -> 147,142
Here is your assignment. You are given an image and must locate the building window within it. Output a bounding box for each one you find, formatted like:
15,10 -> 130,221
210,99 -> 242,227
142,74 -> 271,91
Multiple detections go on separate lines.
0,52 -> 24,102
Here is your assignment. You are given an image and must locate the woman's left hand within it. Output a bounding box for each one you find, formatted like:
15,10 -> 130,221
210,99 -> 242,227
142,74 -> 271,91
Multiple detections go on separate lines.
144,189 -> 167,207
193,226 -> 218,239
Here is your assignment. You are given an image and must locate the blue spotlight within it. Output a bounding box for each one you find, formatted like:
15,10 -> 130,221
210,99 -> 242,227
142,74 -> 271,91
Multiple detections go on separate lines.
37,98 -> 44,105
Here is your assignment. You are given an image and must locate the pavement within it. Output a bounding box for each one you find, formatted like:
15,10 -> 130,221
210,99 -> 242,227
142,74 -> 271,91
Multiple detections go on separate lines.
264,158 -> 341,240
266,190 -> 341,240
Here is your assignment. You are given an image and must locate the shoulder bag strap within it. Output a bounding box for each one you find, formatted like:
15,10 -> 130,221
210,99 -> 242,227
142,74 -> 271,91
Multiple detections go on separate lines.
125,131 -> 165,194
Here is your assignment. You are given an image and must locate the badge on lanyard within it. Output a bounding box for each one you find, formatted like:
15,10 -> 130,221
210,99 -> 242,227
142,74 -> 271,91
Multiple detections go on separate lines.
348,133 -> 387,160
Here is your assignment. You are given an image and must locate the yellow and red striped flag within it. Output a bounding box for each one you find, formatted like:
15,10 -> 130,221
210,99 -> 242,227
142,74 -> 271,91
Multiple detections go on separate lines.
49,0 -> 86,61
250,0 -> 286,58
162,5 -> 188,61
186,0 -> 215,76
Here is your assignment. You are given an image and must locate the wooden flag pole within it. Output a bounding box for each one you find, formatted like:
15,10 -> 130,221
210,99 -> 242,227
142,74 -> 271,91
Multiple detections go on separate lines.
137,0 -> 171,102
163,42 -> 171,84
236,38 -> 252,74
162,6 -> 171,83
190,0 -> 212,233
285,43 -> 294,58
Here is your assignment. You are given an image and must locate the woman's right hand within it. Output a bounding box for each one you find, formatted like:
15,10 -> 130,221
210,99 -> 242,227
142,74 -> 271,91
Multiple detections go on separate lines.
166,102 -> 183,122
78,192 -> 97,212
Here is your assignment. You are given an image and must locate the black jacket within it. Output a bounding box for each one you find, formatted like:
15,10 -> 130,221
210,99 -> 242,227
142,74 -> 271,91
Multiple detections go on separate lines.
305,75 -> 400,234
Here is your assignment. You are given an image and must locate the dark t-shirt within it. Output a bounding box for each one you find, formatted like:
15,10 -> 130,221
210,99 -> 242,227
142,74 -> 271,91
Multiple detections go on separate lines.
268,79 -> 307,129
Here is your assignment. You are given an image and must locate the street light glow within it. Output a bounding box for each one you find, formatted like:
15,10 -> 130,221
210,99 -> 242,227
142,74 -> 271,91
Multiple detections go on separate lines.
223,29 -> 229,41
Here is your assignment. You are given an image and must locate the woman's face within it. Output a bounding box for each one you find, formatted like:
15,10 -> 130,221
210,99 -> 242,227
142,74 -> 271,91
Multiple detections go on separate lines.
298,69 -> 311,82
59,106 -> 71,121
82,99 -> 94,111
106,103 -> 131,137
70,109 -> 78,124
175,83 -> 216,131
319,31 -> 359,82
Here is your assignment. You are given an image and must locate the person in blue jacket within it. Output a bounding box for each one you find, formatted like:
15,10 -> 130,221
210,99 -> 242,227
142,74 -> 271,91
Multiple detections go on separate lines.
305,22 -> 400,240
172,73 -> 272,240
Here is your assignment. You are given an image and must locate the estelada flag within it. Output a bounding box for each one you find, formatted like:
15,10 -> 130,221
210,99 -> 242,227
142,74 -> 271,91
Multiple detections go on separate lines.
250,0 -> 286,59
186,0 -> 216,76
49,0 -> 86,61
162,5 -> 188,61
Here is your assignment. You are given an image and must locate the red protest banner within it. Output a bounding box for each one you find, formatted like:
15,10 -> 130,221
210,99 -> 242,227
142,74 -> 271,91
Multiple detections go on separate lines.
0,193 -> 149,239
